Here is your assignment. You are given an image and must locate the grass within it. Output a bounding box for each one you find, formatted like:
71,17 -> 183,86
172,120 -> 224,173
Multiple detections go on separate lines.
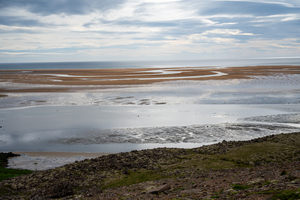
232,184 -> 251,190
165,154 -> 246,173
222,142 -> 298,164
101,138 -> 300,190
102,169 -> 169,189
0,153 -> 33,181
161,141 -> 299,174
0,167 -> 32,181
270,189 -> 300,200
247,189 -> 300,200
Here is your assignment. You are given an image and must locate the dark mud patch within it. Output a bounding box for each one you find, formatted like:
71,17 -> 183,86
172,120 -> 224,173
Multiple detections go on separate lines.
0,94 -> 8,98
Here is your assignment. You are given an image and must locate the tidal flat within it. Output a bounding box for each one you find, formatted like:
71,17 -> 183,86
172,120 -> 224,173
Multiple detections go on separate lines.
0,65 -> 300,170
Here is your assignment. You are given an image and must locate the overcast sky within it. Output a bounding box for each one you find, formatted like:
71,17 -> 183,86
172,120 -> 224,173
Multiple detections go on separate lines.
0,0 -> 299,63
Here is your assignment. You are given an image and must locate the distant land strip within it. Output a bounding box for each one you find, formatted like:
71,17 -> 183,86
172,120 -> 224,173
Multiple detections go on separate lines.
0,65 -> 299,93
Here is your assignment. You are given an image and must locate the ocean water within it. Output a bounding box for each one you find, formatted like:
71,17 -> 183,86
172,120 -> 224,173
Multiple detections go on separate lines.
0,58 -> 299,70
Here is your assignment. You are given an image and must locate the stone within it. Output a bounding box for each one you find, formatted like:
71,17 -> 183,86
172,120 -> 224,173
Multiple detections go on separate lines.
247,178 -> 264,185
263,172 -> 276,181
146,184 -> 171,195
180,189 -> 202,195
249,161 -> 255,166
291,170 -> 300,178
141,186 -> 156,194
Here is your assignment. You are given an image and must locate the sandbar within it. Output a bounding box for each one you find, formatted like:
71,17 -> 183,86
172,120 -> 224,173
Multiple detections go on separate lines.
0,65 -> 299,93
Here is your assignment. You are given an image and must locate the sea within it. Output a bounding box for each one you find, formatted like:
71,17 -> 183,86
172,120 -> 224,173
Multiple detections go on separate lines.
0,58 -> 299,70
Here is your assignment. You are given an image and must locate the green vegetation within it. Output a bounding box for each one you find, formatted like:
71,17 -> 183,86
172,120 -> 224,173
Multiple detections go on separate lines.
0,167 -> 32,181
222,142 -> 299,164
0,153 -> 33,181
270,189 -> 300,200
263,181 -> 271,185
103,169 -> 168,189
281,170 -> 288,176
247,189 -> 300,200
101,135 -> 300,189
156,139 -> 300,179
232,184 -> 251,190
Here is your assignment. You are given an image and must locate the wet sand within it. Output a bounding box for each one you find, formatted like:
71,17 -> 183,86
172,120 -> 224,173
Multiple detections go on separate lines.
13,152 -> 111,158
8,152 -> 111,170
0,65 -> 299,93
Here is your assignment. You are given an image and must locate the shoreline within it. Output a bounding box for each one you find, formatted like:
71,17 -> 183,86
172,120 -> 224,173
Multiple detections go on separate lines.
7,152 -> 112,171
1,131 -> 300,199
12,152 -> 111,158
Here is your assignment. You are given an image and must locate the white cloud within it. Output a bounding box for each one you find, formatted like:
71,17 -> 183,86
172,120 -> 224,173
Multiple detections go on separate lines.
254,13 -> 300,22
201,29 -> 254,36
212,0 -> 294,8
280,14 -> 300,21
188,34 -> 238,43
0,0 -> 299,62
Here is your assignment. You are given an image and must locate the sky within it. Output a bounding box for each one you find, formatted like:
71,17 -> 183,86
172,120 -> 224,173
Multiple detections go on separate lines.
0,0 -> 299,63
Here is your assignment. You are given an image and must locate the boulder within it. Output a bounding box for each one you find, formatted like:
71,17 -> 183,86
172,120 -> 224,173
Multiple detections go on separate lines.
146,184 -> 171,195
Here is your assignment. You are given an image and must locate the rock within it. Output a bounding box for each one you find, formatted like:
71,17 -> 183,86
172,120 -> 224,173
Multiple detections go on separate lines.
247,178 -> 264,185
146,184 -> 171,195
225,188 -> 236,195
0,152 -> 20,167
249,161 -> 255,166
84,186 -> 103,197
270,180 -> 279,184
141,186 -> 156,194
43,181 -> 75,198
11,183 -> 17,190
31,194 -> 46,200
291,170 -> 300,178
180,189 -> 202,195
263,171 -> 276,181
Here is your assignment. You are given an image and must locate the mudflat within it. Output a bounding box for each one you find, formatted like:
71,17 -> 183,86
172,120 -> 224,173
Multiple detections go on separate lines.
0,65 -> 299,93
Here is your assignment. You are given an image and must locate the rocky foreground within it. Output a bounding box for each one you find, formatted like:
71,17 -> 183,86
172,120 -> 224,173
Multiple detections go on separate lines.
1,132 -> 300,199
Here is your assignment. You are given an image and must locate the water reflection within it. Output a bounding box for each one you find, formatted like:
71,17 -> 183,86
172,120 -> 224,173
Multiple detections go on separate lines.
1,104 -> 299,153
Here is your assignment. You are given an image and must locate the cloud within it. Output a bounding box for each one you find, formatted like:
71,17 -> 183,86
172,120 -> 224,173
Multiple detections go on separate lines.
0,0 -> 126,15
201,29 -> 254,35
201,1 -> 300,16
0,0 -> 299,62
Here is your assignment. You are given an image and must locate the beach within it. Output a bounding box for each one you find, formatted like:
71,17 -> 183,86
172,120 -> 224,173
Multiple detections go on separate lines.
0,65 -> 300,170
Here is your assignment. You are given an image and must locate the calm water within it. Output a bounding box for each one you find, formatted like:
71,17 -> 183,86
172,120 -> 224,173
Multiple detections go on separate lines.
0,58 -> 299,70
1,104 -> 299,153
